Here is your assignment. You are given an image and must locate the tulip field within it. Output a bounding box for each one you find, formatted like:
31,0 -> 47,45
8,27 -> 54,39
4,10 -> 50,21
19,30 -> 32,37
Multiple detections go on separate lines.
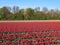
0,21 -> 60,45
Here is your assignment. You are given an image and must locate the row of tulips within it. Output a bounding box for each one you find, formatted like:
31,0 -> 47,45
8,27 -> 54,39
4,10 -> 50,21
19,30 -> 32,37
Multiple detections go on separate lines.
0,22 -> 60,45
0,22 -> 60,32
0,31 -> 60,45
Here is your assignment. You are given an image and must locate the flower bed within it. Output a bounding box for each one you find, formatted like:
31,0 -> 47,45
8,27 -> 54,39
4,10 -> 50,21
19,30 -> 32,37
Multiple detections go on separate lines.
0,22 -> 60,45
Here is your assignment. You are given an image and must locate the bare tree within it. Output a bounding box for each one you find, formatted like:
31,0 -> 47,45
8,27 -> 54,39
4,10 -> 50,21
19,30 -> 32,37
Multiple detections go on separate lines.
42,7 -> 48,14
12,6 -> 19,14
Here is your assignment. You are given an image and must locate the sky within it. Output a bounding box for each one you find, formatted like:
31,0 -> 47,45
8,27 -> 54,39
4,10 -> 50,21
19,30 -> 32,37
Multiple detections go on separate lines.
0,0 -> 60,10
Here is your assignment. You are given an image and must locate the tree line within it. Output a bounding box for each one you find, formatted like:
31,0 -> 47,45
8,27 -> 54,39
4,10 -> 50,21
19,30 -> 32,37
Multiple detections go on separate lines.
0,6 -> 60,20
